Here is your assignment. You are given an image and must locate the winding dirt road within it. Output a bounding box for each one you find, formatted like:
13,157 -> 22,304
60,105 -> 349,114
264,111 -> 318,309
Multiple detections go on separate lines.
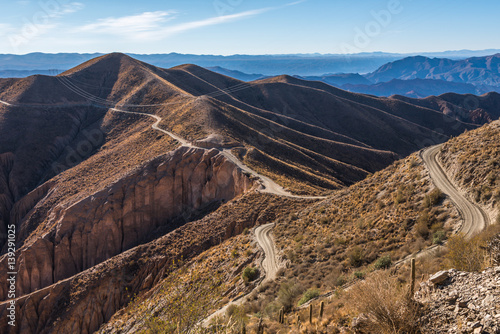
393,144 -> 491,265
421,144 -> 489,238
203,223 -> 280,325
107,106 -> 326,200
110,107 -> 192,147
255,223 -> 280,281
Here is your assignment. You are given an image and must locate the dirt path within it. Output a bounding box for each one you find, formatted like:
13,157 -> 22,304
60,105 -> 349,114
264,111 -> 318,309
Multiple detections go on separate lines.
110,107 -> 191,147
394,144 -> 490,266
109,106 -> 325,200
203,223 -> 280,326
421,144 -> 489,237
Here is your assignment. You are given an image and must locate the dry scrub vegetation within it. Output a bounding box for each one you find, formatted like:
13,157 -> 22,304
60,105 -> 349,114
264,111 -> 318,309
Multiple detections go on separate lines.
101,232 -> 261,334
440,120 -> 500,221
195,153 -> 462,333
273,154 -> 459,293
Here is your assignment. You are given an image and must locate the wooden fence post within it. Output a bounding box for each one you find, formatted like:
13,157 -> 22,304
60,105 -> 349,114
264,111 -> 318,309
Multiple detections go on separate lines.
410,258 -> 416,296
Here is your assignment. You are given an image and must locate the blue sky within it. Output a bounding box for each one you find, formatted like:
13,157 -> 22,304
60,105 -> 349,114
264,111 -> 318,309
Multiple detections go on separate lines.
0,0 -> 498,55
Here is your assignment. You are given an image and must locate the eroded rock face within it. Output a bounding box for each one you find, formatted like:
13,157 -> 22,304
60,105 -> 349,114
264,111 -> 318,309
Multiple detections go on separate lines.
0,146 -> 254,301
0,192 -> 297,334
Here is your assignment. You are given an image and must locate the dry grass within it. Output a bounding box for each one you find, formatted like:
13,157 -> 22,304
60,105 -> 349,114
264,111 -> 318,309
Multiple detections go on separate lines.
273,154 -> 459,293
440,121 -> 500,216
347,271 -> 423,334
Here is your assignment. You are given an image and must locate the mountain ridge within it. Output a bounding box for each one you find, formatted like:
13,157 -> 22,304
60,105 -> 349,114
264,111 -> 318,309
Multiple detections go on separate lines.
0,53 -> 497,333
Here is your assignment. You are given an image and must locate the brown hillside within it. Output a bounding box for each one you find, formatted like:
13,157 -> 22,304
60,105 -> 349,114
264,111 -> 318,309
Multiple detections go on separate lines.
0,53 -> 492,333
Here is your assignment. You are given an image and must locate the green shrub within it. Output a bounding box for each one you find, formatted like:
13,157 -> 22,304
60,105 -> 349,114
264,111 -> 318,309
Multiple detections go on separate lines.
242,267 -> 259,283
432,230 -> 445,245
424,188 -> 444,208
349,246 -> 364,267
297,288 -> 320,306
335,275 -> 347,287
277,280 -> 303,311
374,255 -> 392,270
353,271 -> 365,279
231,249 -> 239,258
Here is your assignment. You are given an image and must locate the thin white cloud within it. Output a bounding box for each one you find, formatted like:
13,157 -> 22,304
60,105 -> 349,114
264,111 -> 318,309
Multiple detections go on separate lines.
74,1 -> 305,41
59,2 -> 85,15
154,8 -> 271,37
285,0 -> 308,7
154,0 -> 305,38
45,2 -> 85,18
77,11 -> 176,37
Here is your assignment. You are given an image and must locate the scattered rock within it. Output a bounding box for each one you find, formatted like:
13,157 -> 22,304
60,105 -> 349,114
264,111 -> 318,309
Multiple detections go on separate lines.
429,270 -> 449,285
415,267 -> 500,334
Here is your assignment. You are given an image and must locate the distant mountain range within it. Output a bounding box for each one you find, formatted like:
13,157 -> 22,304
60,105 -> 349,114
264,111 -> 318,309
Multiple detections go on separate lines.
1,51 -> 500,97
341,79 -> 484,98
0,49 -> 499,77
366,54 -> 500,86
211,53 -> 500,98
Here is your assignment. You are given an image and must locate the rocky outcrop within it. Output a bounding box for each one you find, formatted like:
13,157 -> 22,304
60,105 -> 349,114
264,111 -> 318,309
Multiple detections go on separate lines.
415,267 -> 500,333
0,146 -> 254,301
0,192 -> 299,334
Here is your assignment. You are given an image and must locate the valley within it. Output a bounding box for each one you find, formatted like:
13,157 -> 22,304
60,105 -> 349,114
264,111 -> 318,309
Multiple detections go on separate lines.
0,53 -> 499,333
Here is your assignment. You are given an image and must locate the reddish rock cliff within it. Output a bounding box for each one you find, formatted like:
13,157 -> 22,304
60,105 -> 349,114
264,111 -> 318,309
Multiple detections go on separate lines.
0,146 -> 254,301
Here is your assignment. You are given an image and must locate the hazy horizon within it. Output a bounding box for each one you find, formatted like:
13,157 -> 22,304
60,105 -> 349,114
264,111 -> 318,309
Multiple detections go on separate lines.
2,48 -> 500,57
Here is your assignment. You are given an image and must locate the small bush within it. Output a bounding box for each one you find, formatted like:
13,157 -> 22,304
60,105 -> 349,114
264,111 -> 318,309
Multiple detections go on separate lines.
297,288 -> 320,306
394,187 -> 406,205
335,275 -> 347,287
348,271 -> 423,334
231,249 -> 239,258
294,234 -> 303,243
446,233 -> 485,272
424,188 -> 443,208
226,304 -> 246,325
277,280 -> 303,311
415,210 -> 432,239
349,246 -> 364,267
432,230 -> 445,245
408,157 -> 419,168
353,271 -> 365,279
242,267 -> 259,283
415,221 -> 430,239
374,255 -> 392,270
